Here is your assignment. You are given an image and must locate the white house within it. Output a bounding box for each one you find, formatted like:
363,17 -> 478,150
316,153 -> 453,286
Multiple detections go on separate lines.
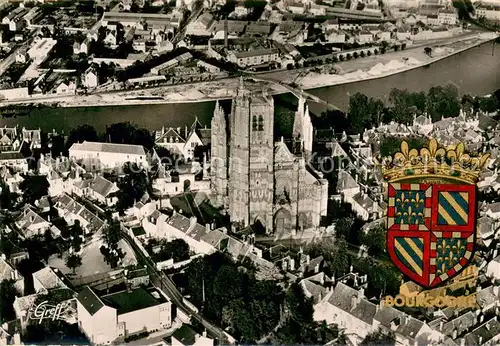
162,212 -> 214,255
27,38 -> 57,65
75,175 -> 119,207
0,256 -> 24,295
155,118 -> 210,161
77,285 -> 172,344
357,30 -> 374,43
54,81 -> 77,95
437,8 -> 457,25
83,67 -> 98,89
288,1 -> 305,14
104,31 -> 118,47
73,38 -> 89,55
313,283 -> 377,344
53,194 -> 106,234
325,29 -> 346,43
309,4 -> 326,16
484,201 -> 500,219
15,50 -> 27,63
15,206 -> 51,238
228,48 -> 280,68
486,254 -> 500,280
475,2 -> 500,21
171,325 -> 214,346
0,166 -> 23,194
185,12 -> 214,36
373,306 -> 435,346
68,141 -> 148,171
32,266 -> 68,294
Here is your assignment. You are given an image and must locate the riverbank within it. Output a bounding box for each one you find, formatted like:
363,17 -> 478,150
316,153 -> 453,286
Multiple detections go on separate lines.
271,31 -> 499,89
0,31 -> 497,109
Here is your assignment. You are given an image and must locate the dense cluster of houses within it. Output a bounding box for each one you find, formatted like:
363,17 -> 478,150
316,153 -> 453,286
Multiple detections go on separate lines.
1,103 -> 500,345
0,0 -> 465,99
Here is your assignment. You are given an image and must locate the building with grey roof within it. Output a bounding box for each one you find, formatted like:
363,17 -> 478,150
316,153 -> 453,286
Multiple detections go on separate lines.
69,141 -> 148,170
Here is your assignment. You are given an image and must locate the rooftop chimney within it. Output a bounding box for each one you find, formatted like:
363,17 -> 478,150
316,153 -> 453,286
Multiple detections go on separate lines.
351,295 -> 357,310
493,285 -> 499,297
439,321 -> 444,332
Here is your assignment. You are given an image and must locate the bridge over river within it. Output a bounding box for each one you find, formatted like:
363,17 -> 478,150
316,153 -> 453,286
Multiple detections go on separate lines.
248,75 -> 342,111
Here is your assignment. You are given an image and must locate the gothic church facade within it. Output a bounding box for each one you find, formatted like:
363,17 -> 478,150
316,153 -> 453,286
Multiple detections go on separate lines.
210,79 -> 328,234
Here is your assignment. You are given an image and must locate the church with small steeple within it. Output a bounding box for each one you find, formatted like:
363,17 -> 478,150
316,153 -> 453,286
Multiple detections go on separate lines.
210,78 -> 328,235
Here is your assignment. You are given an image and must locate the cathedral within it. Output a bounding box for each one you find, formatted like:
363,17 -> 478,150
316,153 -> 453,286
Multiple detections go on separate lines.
210,79 -> 328,234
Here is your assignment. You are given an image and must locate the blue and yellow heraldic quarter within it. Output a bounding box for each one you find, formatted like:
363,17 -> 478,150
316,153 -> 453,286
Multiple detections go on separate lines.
380,138 -> 489,290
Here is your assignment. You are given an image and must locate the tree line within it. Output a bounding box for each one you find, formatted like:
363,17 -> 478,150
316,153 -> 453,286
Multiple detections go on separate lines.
316,85 -> 500,135
181,252 -> 346,344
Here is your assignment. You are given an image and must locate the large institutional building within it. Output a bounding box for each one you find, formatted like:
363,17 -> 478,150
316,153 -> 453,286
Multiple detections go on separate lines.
210,79 -> 328,234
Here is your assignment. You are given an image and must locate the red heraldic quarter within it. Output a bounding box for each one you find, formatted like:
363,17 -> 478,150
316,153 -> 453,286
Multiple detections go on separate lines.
386,182 -> 477,288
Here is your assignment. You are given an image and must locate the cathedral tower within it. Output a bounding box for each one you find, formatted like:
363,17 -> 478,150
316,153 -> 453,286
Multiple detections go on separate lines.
210,100 -> 227,206
293,96 -> 313,158
228,78 -> 274,231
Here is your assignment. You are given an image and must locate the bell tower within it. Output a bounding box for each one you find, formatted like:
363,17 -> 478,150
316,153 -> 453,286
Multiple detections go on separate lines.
228,78 -> 275,232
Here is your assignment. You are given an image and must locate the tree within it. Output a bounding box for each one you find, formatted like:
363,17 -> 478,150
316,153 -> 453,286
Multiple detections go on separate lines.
461,93 -> 477,113
388,88 -> 426,124
426,83 -> 460,121
116,163 -> 149,212
65,124 -> 99,153
362,226 -> 386,257
330,236 -> 349,278
452,0 -> 474,20
0,181 -> 15,209
65,254 -> 82,274
368,263 -> 402,297
379,135 -> 427,157
106,122 -> 154,151
103,221 -> 122,246
0,280 -> 17,323
347,93 -> 384,133
401,43 -> 406,50
424,47 -> 432,57
335,217 -> 354,239
155,238 -> 190,263
478,96 -> 499,113
361,330 -> 396,346
353,52 -> 359,59
19,175 -> 50,205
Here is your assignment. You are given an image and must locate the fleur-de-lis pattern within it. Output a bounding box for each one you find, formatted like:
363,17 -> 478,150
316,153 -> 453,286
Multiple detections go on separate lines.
379,138 -> 490,184
435,238 -> 467,275
395,190 -> 426,225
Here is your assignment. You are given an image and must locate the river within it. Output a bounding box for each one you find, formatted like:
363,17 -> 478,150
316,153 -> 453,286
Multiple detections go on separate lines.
0,41 -> 498,133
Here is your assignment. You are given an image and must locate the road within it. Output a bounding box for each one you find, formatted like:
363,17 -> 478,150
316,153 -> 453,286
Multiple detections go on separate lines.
75,197 -> 231,343
119,230 -> 231,344
172,1 -> 204,45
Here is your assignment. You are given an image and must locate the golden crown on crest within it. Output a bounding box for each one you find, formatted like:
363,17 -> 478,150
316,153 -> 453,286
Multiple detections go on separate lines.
380,138 -> 490,184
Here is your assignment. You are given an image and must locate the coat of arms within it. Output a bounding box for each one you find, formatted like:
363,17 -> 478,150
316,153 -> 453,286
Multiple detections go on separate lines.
381,139 -> 489,289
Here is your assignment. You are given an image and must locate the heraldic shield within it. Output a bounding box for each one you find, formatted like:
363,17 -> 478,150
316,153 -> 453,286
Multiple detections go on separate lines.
382,139 -> 489,289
